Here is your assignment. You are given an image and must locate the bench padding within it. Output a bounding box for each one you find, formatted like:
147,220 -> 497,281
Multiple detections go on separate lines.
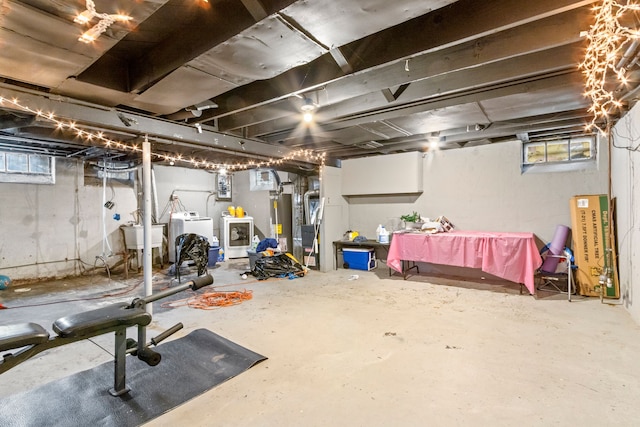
0,323 -> 50,352
53,303 -> 152,338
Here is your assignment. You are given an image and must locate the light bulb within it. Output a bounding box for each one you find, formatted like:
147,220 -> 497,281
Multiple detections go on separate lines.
112,14 -> 133,22
79,26 -> 102,43
303,112 -> 314,123
74,10 -> 94,24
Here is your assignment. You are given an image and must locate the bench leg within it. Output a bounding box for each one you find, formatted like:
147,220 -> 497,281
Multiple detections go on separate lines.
109,328 -> 130,396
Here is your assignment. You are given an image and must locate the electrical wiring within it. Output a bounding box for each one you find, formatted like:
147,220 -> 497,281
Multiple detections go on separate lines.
93,255 -> 112,281
107,180 -> 116,206
187,289 -> 253,310
160,286 -> 254,310
1,278 -> 143,310
159,275 -> 292,310
612,115 -> 640,151
160,280 -> 258,310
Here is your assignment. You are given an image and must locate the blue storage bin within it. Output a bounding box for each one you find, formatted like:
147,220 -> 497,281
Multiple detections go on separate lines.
208,246 -> 220,267
343,248 -> 376,271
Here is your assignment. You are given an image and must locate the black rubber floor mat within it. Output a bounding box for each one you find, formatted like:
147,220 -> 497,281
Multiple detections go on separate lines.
0,328 -> 266,426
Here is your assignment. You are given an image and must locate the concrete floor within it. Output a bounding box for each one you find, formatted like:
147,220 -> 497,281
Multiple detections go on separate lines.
1,259 -> 640,426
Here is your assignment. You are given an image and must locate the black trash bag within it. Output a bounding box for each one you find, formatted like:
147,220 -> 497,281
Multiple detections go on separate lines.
248,253 -> 306,281
174,233 -> 210,281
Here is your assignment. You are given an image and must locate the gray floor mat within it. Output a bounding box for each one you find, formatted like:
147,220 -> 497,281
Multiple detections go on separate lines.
0,328 -> 266,427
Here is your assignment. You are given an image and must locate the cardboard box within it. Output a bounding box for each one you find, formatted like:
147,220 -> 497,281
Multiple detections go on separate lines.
569,195 -> 618,298
436,215 -> 455,232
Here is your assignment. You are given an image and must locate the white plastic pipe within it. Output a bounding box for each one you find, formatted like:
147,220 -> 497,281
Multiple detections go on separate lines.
102,160 -> 107,257
143,135 -> 152,318
151,167 -> 159,223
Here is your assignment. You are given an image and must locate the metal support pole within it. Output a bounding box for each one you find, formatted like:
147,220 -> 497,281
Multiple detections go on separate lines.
102,159 -> 107,257
143,135 -> 152,321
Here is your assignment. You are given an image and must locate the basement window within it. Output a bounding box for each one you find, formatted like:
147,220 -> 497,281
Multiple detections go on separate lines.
0,151 -> 55,184
521,136 -> 596,173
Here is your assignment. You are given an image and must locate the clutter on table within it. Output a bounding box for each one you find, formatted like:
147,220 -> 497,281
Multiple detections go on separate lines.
343,230 -> 360,241
400,211 -> 425,229
375,224 -> 389,243
397,214 -> 455,234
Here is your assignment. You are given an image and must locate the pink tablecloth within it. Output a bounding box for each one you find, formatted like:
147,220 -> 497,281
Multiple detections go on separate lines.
387,230 -> 542,294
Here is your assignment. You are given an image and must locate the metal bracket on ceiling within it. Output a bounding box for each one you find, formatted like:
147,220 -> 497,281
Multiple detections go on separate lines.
381,84 -> 410,103
276,12 -> 353,74
240,0 -> 269,21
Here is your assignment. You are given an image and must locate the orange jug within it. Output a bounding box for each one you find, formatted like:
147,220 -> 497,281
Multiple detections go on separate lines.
227,206 -> 236,217
236,206 -> 245,218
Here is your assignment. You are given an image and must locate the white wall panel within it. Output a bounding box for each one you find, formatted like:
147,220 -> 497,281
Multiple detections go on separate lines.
611,107 -> 640,323
342,151 -> 423,196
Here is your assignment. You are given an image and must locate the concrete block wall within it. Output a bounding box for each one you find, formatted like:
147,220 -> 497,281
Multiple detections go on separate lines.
0,158 -> 137,281
343,139 -> 609,246
611,105 -> 640,323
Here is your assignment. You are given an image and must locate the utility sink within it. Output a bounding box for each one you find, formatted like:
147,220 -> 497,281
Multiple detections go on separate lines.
121,224 -> 164,250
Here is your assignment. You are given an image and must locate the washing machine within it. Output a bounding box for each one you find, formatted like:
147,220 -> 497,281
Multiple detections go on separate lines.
168,211 -> 214,262
220,215 -> 254,258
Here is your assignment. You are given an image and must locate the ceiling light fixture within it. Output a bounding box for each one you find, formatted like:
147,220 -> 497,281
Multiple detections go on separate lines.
74,0 -> 133,44
427,132 -> 440,150
301,97 -> 317,123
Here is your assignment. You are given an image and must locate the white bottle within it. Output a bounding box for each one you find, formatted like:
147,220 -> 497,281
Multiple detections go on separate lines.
252,235 -> 260,250
376,224 -> 382,242
379,226 -> 389,244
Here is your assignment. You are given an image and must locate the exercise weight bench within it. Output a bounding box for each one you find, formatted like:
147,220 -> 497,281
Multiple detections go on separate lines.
0,274 -> 213,396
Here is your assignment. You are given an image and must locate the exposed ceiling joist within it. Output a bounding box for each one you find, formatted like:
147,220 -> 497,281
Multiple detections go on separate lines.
2,0 -> 636,171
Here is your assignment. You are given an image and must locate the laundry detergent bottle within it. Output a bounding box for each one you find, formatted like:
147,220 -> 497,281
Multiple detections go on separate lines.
379,226 -> 389,244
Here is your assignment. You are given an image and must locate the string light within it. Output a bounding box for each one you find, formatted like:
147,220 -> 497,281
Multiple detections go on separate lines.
0,95 -> 326,173
579,0 -> 640,133
74,0 -> 133,43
